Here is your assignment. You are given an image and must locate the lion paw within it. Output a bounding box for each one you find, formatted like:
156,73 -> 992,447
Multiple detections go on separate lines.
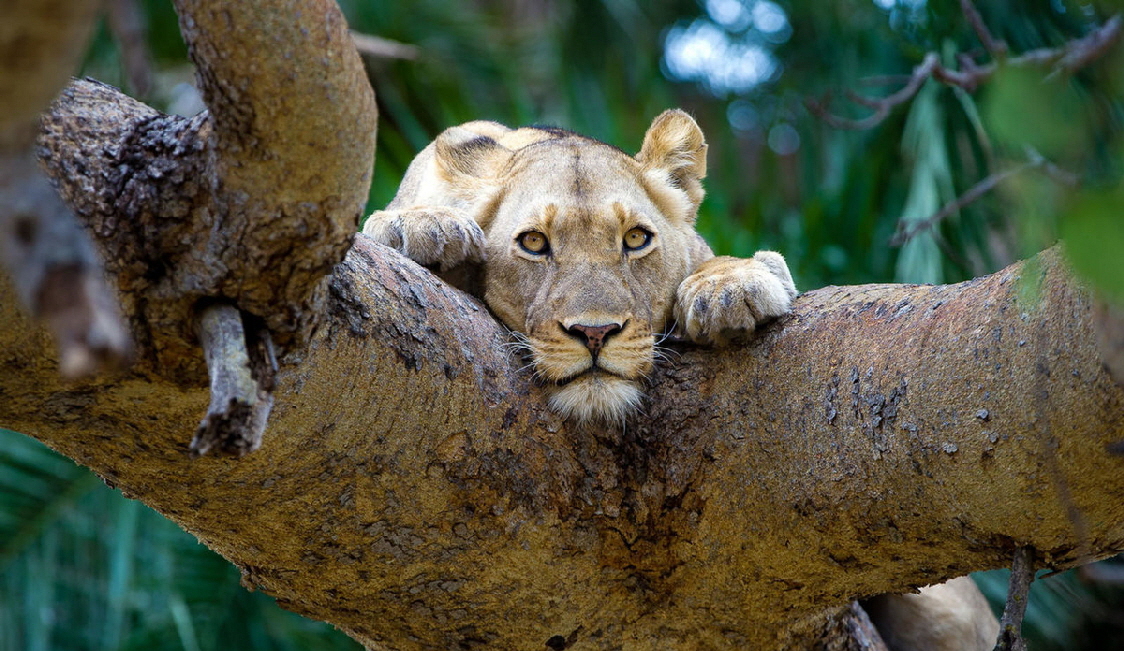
674,251 -> 797,345
362,207 -> 486,270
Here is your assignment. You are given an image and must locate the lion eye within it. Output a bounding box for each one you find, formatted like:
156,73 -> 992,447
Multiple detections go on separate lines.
623,228 -> 652,251
518,231 -> 550,254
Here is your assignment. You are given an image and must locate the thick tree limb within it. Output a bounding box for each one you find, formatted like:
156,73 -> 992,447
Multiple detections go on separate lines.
3,237 -> 1123,649
8,2 -> 1123,648
37,0 -> 376,382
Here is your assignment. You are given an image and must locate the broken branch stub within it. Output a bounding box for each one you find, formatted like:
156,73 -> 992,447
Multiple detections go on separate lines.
192,302 -> 276,457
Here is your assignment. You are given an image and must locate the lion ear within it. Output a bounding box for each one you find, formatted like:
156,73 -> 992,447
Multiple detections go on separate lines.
433,124 -> 512,181
636,109 -> 708,205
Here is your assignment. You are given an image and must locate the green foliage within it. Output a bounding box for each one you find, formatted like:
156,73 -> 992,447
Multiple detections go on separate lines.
1062,186 -> 1124,302
0,429 -> 359,651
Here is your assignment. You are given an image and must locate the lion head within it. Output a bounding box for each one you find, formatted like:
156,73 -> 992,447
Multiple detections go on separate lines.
423,110 -> 711,423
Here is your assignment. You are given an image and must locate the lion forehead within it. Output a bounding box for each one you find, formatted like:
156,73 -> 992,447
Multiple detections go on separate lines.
493,143 -> 691,231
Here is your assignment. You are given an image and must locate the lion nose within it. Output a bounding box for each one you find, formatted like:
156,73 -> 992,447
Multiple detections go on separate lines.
566,322 -> 623,355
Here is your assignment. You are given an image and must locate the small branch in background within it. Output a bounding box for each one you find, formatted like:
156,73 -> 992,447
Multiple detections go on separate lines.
350,31 -> 420,60
106,0 -> 153,97
0,157 -> 133,376
960,0 -> 1008,57
806,53 -> 939,130
1050,14 -> 1123,78
889,148 -> 1077,248
808,2 -> 1122,131
0,0 -> 129,377
993,546 -> 1036,651
192,303 -> 276,457
889,163 -> 1031,247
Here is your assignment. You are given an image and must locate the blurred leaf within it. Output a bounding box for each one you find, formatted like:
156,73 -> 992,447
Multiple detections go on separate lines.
895,80 -> 951,284
0,429 -> 360,651
985,66 -> 1090,162
1061,186 -> 1124,303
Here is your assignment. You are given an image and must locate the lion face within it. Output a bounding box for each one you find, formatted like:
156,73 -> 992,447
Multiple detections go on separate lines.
436,112 -> 709,422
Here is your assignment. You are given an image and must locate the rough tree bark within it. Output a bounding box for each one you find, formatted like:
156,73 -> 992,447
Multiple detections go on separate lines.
2,2 -> 1124,650
4,237 -> 1124,649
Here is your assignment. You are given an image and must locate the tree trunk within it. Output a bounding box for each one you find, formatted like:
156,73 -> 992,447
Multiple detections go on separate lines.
4,233 -> 1124,649
2,1 -> 1124,649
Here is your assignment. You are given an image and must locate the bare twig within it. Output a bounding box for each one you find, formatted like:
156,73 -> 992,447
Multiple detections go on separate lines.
889,162 -> 1034,247
809,7 -> 1122,131
350,31 -> 419,60
106,0 -> 153,96
1052,15 -> 1124,77
992,546 -> 1036,651
890,146 -> 1079,248
806,53 -> 939,130
961,0 -> 1008,57
192,303 -> 276,457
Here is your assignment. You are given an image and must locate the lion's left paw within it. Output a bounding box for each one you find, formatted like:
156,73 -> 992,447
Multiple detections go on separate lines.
674,251 -> 797,345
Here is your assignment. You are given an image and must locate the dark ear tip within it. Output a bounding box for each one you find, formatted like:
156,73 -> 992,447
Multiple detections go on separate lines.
434,127 -> 508,178
435,127 -> 496,155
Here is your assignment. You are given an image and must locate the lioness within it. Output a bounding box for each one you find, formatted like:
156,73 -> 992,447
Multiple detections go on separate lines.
365,111 -> 999,648
363,109 -> 796,422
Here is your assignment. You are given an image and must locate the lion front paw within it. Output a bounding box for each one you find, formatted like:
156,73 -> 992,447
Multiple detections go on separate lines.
674,251 -> 798,345
362,207 -> 486,270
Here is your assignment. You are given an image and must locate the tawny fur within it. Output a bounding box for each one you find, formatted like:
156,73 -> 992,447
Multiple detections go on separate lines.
363,110 -> 796,422
865,577 -> 1000,651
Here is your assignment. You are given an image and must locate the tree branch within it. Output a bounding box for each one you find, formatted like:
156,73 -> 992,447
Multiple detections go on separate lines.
350,31 -> 420,60
9,2 -> 1124,648
3,237 -> 1123,649
960,0 -> 1007,58
192,302 -> 276,457
808,10 -> 1123,130
993,547 -> 1035,651
36,0 -> 376,384
888,147 -> 1078,248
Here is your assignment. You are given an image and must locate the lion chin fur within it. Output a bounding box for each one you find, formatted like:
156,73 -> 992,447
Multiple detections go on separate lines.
547,375 -> 645,425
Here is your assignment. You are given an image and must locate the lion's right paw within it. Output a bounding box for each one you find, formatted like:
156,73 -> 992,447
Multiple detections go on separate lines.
362,207 -> 486,270
674,251 -> 797,345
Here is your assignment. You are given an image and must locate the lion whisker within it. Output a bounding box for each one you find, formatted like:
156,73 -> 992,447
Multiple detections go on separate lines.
655,320 -> 680,346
